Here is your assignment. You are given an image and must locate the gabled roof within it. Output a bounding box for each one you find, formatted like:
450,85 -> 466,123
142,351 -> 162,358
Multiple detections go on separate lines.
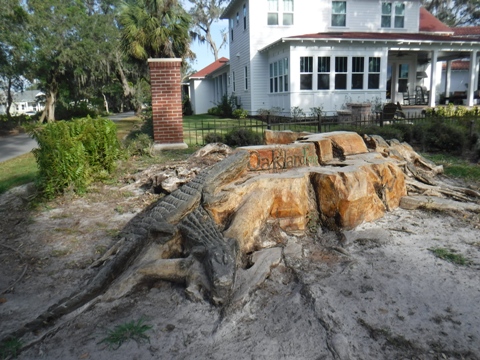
419,7 -> 453,35
13,90 -> 45,103
189,57 -> 229,79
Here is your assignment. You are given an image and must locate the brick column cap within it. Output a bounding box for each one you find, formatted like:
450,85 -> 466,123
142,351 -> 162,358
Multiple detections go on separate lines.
148,58 -> 182,63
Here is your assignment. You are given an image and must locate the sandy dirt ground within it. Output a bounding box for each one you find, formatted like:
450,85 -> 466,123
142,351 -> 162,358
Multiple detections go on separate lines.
1,155 -> 479,360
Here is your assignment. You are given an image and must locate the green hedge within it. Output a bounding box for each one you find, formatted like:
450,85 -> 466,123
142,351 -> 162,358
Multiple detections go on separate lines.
30,117 -> 120,198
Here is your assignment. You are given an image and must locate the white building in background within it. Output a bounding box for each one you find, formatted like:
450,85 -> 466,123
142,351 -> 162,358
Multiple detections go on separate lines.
189,1 -> 480,115
0,90 -> 45,115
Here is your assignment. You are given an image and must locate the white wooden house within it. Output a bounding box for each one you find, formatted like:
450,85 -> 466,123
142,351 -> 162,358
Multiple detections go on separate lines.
0,90 -> 45,115
189,57 -> 230,114
202,0 -> 480,115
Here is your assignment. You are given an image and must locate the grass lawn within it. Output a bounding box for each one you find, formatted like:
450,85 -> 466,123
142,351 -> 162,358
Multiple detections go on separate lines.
424,153 -> 480,183
0,153 -> 37,194
183,114 -> 265,145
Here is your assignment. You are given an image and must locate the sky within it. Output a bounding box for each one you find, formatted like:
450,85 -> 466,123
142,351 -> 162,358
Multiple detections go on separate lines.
182,1 -> 230,73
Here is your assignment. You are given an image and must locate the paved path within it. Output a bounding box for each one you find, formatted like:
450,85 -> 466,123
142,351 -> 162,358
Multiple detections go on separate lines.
0,112 -> 137,163
0,133 -> 37,163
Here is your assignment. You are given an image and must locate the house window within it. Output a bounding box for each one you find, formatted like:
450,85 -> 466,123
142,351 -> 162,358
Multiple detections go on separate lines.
368,57 -> 381,89
270,58 -> 289,93
335,56 -> 347,89
398,64 -> 408,92
332,1 -> 346,27
351,57 -> 364,90
300,57 -> 313,90
268,0 -> 294,25
236,11 -> 239,25
244,66 -> 248,90
317,57 -> 330,90
382,2 -> 405,28
230,18 -> 234,41
283,0 -> 294,25
243,4 -> 247,30
233,71 -> 236,92
268,0 -> 279,25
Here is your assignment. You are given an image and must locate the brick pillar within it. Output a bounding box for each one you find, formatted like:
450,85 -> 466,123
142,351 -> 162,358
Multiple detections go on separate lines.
148,58 -> 187,150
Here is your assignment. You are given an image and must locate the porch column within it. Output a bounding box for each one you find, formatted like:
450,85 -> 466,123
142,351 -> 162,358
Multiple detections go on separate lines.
148,58 -> 188,150
428,50 -> 439,108
445,60 -> 452,98
467,51 -> 479,106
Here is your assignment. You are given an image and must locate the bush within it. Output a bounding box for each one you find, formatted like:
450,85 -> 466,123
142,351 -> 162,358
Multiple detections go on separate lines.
224,128 -> 262,147
125,132 -> 153,156
423,121 -> 466,155
0,114 -> 36,134
55,101 -> 100,120
182,95 -> 193,116
208,106 -> 221,116
204,132 -> 225,144
232,108 -> 248,119
29,117 -> 121,198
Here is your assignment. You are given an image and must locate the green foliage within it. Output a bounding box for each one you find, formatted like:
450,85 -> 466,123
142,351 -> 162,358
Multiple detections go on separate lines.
232,108 -> 248,119
29,117 -> 121,198
98,318 -> 152,350
125,133 -> 153,156
207,106 -> 221,116
55,101 -> 100,121
291,106 -> 305,120
119,0 -> 193,61
0,338 -> 22,359
204,132 -> 225,143
224,128 -> 262,147
428,247 -> 470,266
0,114 -> 36,134
215,94 -> 237,118
421,121 -> 466,155
182,94 -> 193,116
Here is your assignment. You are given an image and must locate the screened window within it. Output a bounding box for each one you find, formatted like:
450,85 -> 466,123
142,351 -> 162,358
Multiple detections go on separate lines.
317,57 -> 330,90
335,56 -> 347,89
243,4 -> 247,30
332,1 -> 346,27
382,2 -> 405,28
398,64 -> 408,92
351,57 -> 364,90
232,71 -> 236,92
270,58 -> 289,93
300,57 -> 313,90
244,66 -> 248,90
230,18 -> 234,41
368,57 -> 381,89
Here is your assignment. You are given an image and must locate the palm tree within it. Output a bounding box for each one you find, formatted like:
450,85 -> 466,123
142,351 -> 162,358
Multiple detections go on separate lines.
119,0 -> 194,61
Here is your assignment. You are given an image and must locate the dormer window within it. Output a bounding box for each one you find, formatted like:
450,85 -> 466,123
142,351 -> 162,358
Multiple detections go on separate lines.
268,0 -> 294,26
332,1 -> 346,27
381,2 -> 405,28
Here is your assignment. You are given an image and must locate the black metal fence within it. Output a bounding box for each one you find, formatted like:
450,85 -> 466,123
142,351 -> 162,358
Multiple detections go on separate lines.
183,110 -> 479,147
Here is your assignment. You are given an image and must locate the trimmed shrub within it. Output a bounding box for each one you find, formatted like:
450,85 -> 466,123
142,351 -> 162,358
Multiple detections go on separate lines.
29,117 -> 121,198
232,108 -> 248,119
423,121 -> 466,155
204,132 -> 225,144
224,128 -> 262,146
182,95 -> 193,116
208,106 -> 221,116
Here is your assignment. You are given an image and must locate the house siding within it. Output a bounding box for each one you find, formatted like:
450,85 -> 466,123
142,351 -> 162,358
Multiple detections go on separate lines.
227,1 -> 251,112
190,79 -> 215,114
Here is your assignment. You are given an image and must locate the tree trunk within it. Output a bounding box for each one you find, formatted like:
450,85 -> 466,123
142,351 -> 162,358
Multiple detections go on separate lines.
6,78 -> 13,120
102,92 -> 109,114
40,89 -> 57,123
